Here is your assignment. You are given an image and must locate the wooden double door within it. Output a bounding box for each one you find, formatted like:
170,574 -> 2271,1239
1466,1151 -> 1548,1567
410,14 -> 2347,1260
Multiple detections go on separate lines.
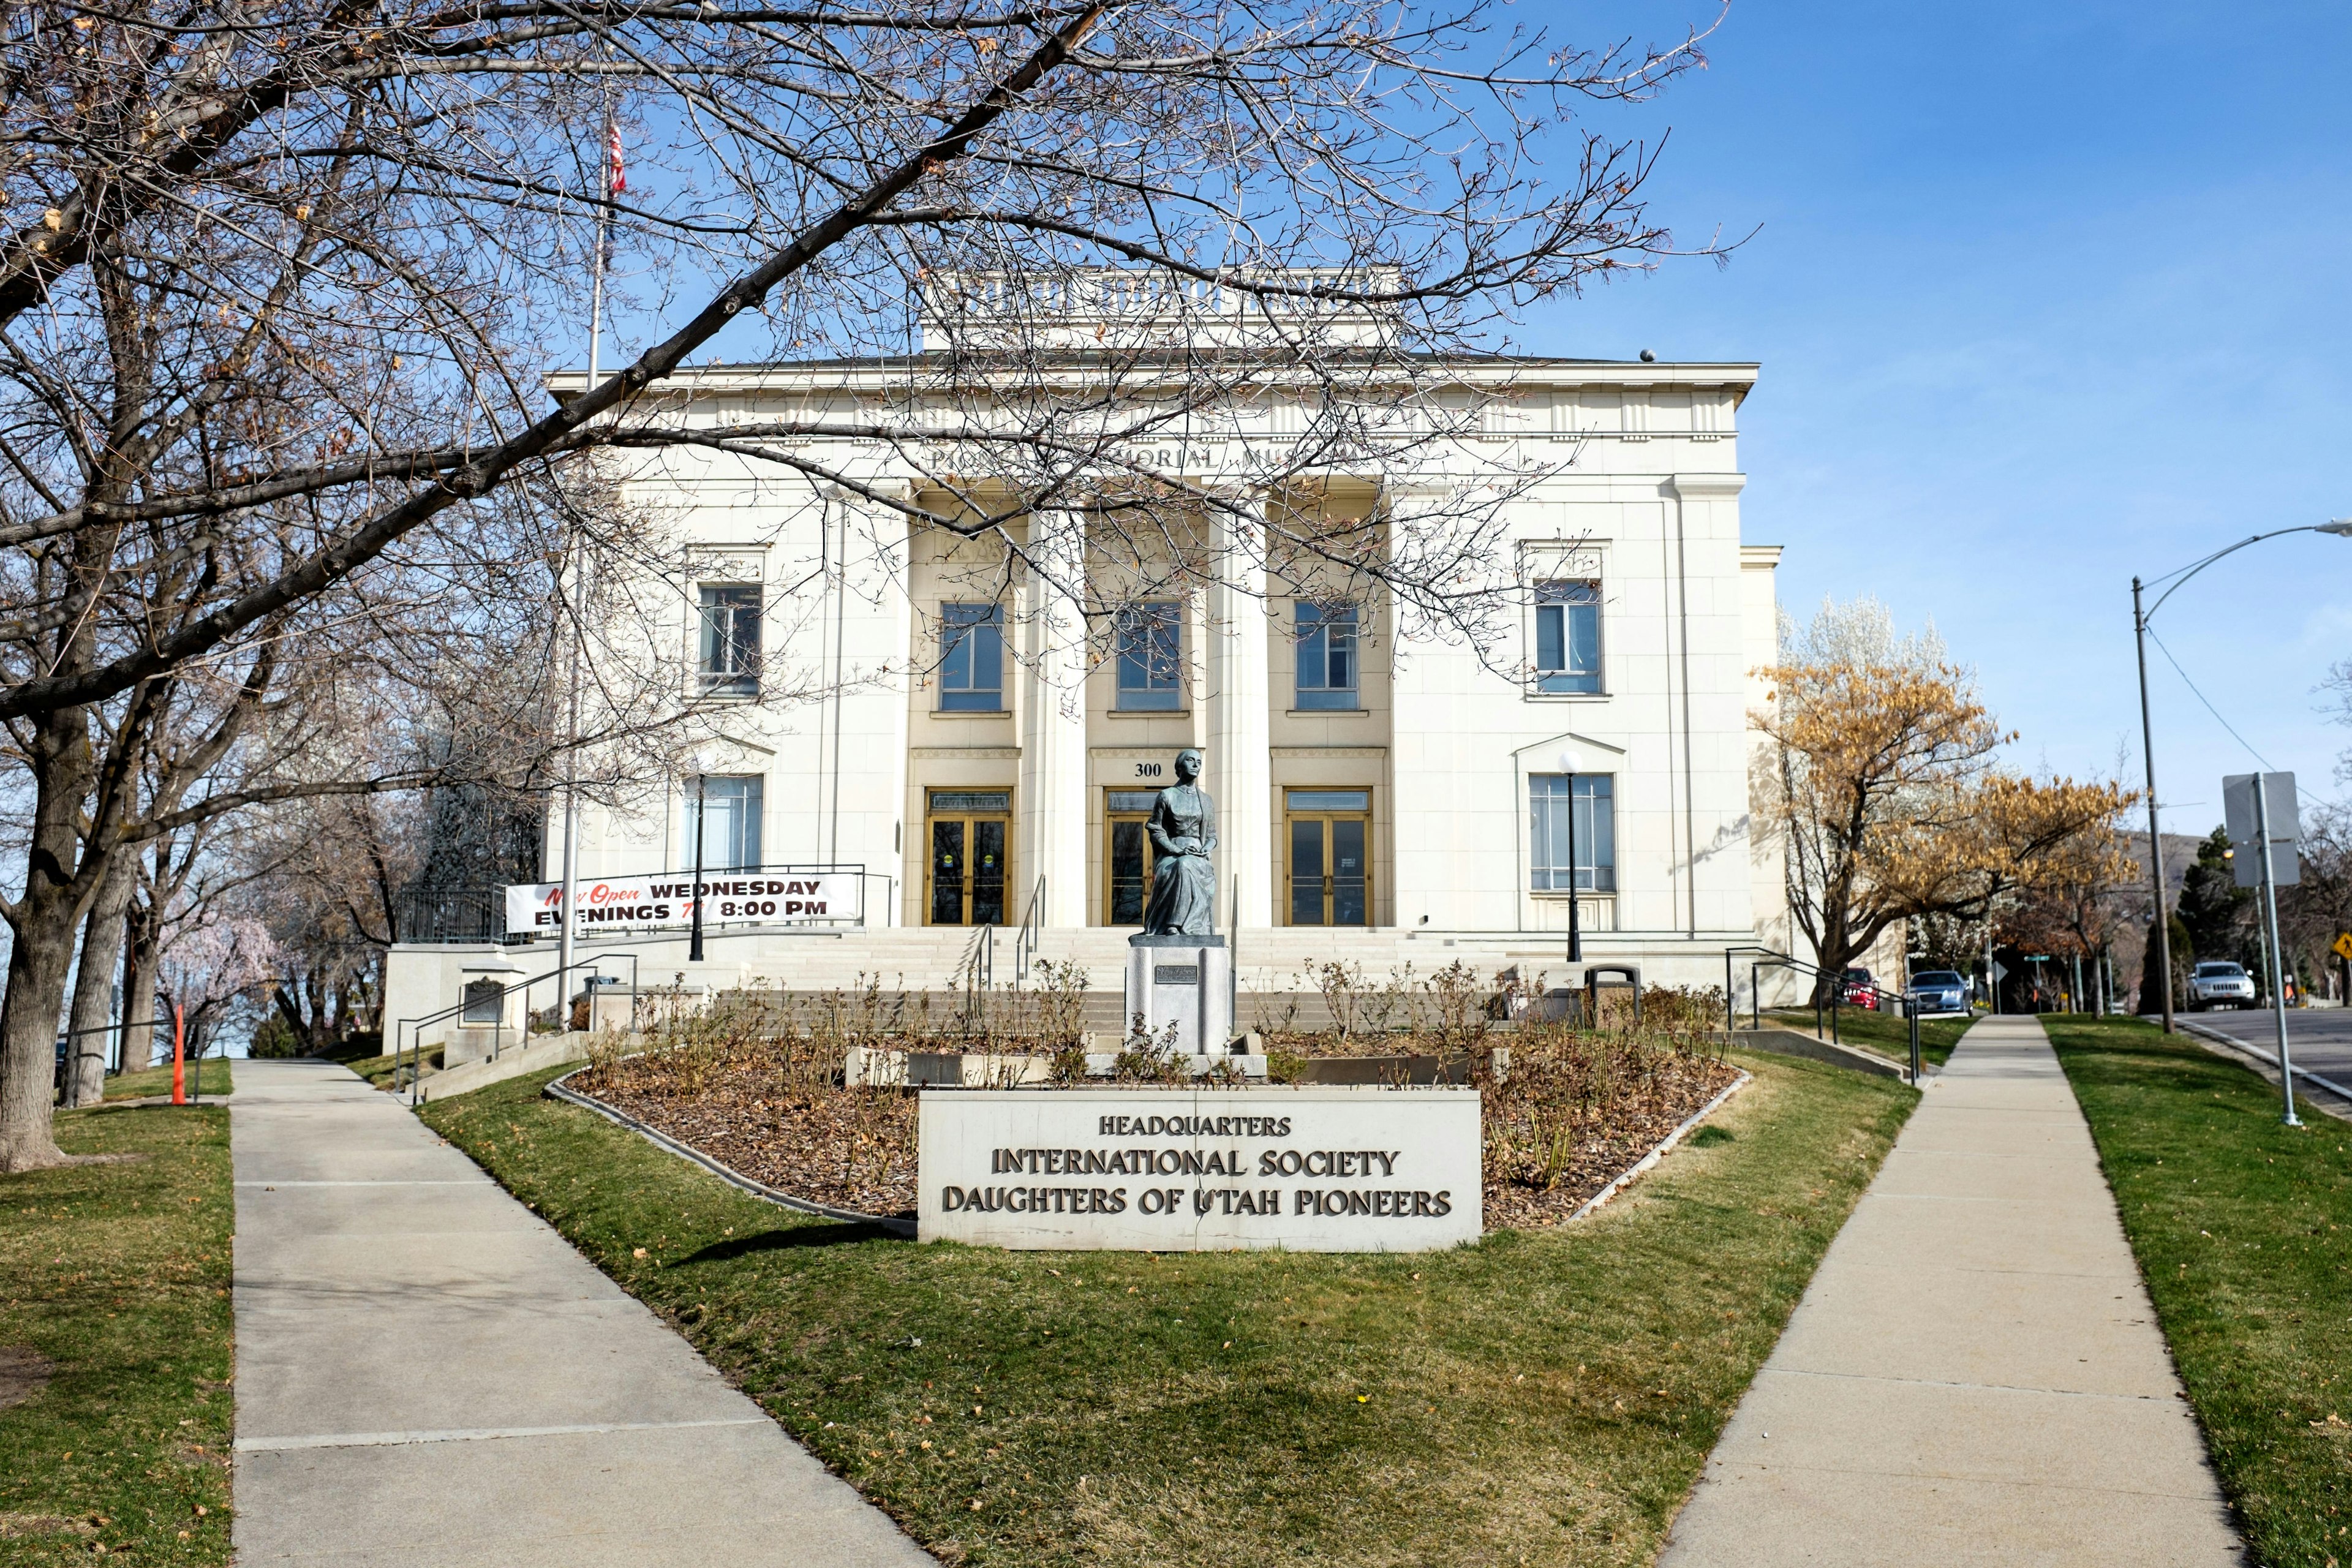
926,789 -> 1010,926
1285,788 -> 1371,926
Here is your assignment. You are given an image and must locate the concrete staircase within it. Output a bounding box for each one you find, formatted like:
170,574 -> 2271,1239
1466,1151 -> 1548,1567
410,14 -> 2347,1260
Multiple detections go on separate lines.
594,924 -> 1607,997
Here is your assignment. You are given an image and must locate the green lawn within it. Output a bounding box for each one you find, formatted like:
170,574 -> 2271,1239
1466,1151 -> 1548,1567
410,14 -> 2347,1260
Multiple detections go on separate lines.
337,1051 -> 406,1090
0,1101 -> 235,1564
421,1052 -> 1915,1567
103,1057 -> 232,1102
1763,1007 -> 1973,1068
2048,1013 -> 2352,1567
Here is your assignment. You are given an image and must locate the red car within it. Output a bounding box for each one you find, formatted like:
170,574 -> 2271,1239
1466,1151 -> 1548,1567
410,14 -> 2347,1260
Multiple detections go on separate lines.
1841,967 -> 1882,1010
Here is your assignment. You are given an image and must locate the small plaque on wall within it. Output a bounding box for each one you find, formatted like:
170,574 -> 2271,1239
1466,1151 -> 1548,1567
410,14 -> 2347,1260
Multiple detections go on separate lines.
1153,965 -> 1201,986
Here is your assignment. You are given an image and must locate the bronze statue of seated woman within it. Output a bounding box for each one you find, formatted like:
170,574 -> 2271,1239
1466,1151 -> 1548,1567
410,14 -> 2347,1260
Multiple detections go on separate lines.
1139,747 -> 1218,941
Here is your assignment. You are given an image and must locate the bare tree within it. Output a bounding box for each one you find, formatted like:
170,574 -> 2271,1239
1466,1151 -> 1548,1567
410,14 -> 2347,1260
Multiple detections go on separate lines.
0,0 -> 1720,1166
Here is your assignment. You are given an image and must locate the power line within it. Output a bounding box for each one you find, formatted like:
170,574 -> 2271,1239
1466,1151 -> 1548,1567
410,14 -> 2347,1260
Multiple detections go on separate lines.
2146,624 -> 2275,771
2144,624 -> 2342,812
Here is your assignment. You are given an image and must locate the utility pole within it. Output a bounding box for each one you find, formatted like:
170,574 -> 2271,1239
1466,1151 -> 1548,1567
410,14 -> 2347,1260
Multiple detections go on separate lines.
555,107 -> 615,1016
2129,524 -> 2352,1033
2132,576 -> 2175,1034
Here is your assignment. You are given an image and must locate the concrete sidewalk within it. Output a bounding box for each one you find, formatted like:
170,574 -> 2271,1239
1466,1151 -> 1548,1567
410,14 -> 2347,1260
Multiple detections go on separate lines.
232,1059 -> 931,1567
1661,1016 -> 2242,1566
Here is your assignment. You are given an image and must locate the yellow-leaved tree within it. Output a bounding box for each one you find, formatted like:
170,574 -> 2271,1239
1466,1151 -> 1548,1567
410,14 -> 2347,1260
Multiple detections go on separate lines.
1753,600 -> 2133,1001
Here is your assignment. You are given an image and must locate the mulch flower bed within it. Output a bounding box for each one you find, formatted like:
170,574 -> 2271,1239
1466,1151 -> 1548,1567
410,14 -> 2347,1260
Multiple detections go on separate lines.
568,1042 -> 1743,1231
1481,1052 -> 1743,1228
574,1062 -> 922,1218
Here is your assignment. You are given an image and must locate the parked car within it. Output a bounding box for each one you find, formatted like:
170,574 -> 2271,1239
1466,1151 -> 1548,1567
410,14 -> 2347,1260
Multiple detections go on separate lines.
1841,967 -> 1881,1010
2188,960 -> 2256,1011
1908,970 -> 1970,1016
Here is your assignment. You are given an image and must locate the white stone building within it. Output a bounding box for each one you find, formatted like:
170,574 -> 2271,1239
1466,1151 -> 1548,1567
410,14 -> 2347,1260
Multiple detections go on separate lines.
385,285 -> 1805,1043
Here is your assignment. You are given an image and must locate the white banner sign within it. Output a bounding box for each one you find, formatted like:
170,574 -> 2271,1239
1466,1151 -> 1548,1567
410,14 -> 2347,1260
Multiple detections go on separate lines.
504,871 -> 864,935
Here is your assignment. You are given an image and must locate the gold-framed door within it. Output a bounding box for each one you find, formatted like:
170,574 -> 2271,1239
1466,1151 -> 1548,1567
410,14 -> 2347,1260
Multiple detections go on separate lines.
925,789 -> 1012,926
1283,788 -> 1372,927
1101,788 -> 1162,925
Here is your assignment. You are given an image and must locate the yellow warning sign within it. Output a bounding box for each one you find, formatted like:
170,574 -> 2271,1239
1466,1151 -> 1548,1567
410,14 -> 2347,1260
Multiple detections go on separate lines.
2334,932 -> 2352,963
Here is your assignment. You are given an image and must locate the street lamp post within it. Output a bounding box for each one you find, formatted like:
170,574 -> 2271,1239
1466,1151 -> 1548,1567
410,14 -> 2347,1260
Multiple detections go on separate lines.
688,765 -> 710,963
2132,519 -> 2352,1033
1556,748 -> 1583,967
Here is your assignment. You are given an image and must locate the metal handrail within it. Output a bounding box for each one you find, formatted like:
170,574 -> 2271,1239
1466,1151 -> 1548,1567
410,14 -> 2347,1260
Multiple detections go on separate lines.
394,953 -> 640,1105
1013,875 -> 1046,988
1728,944 -> 1926,1080
960,924 -> 993,1011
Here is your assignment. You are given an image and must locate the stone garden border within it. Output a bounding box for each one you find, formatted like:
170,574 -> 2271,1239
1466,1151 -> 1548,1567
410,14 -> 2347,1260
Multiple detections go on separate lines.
1568,1068 -> 1753,1223
546,1067 -> 917,1237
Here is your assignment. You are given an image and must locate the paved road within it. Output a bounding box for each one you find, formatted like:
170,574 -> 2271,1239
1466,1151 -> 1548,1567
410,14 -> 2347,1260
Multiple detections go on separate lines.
2182,1007 -> 2352,1102
1660,1016 -> 2240,1567
232,1058 -> 932,1568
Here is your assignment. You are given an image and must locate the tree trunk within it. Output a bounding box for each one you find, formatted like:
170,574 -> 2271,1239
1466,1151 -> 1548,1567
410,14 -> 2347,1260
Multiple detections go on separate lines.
123,895 -> 162,1074
62,855 -> 134,1108
0,716 -> 97,1170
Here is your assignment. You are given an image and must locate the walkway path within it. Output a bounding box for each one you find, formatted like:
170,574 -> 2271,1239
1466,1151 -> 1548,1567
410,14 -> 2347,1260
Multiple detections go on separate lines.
232,1058 -> 931,1567
1661,1015 -> 2242,1566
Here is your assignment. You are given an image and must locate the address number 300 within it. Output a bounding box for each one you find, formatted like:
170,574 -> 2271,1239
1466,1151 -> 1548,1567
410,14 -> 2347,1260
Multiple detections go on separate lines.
1134,763 -> 1163,778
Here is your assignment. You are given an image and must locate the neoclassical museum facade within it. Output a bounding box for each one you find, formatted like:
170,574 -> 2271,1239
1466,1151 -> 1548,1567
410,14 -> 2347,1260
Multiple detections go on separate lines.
386,290 -> 1800,1027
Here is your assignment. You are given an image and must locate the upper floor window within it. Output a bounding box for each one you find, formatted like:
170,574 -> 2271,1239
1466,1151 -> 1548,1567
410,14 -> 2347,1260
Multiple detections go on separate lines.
1534,580 -> 1602,695
938,603 -> 1005,712
1294,601 -> 1359,710
1115,601 -> 1183,710
696,584 -> 761,698
1529,773 -> 1615,892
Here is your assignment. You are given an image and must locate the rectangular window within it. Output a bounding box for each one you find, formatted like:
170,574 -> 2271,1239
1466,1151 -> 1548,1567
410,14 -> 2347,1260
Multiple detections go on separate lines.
685,775 -> 764,872
938,603 -> 1005,711
1533,581 -> 1602,695
1115,601 -> 1183,710
697,584 -> 762,698
1294,601 -> 1359,710
1529,774 -> 1615,892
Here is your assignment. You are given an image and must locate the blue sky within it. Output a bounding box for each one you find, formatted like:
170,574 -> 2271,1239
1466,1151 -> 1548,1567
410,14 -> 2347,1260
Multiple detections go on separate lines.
1520,0 -> 2352,834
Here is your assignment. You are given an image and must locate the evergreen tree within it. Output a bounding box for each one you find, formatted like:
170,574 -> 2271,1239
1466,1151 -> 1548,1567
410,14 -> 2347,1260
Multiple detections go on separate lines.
2177,827 -> 2255,968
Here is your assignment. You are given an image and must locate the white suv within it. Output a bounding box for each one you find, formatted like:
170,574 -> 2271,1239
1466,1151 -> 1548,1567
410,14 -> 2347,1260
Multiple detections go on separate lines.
2188,961 -> 2256,1011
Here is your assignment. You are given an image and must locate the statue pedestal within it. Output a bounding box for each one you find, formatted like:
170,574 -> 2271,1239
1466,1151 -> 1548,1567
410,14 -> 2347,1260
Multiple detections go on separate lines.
1123,935 -> 1235,1057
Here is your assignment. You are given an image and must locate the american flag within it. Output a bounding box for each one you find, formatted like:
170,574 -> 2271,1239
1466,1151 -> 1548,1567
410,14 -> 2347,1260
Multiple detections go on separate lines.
605,118 -> 626,196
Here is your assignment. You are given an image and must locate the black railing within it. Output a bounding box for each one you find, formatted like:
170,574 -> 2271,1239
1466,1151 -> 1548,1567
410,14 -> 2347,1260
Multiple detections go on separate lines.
396,886 -> 516,944
1727,944 -> 1926,1082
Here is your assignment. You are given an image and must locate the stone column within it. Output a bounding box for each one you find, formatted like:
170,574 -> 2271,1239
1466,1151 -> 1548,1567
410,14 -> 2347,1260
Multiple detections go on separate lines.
1207,500 -> 1274,928
1019,526 -> 1088,928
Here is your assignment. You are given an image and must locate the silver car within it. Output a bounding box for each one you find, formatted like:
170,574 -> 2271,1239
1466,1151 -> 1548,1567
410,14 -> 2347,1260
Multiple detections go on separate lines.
2188,961 -> 2256,1011
1908,970 -> 1970,1016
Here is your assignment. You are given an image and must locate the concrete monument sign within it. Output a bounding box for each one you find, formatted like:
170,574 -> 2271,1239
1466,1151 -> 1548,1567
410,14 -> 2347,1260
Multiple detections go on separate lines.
1124,748 -> 1235,1054
918,1087 -> 1480,1251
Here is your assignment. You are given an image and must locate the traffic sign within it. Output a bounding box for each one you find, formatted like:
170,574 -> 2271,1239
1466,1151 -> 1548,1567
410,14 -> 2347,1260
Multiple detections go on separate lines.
2334,932 -> 2352,963
2224,771 -> 2301,888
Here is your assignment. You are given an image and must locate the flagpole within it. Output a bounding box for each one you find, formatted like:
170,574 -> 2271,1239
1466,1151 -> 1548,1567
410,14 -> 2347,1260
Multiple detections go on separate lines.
555,115 -> 612,1019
